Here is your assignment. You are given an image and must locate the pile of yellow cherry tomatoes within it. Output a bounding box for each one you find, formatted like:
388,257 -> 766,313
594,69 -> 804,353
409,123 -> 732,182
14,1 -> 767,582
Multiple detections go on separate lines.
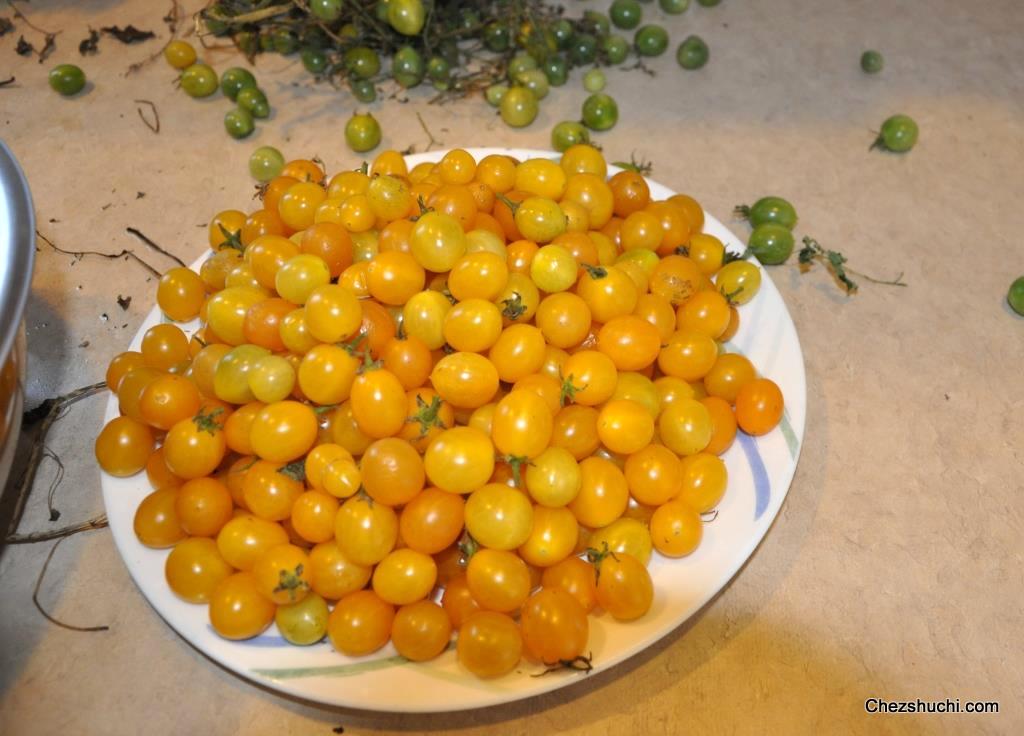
95,145 -> 783,678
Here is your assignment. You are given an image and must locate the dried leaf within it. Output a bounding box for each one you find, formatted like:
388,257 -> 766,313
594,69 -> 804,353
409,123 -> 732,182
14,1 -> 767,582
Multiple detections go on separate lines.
101,25 -> 155,44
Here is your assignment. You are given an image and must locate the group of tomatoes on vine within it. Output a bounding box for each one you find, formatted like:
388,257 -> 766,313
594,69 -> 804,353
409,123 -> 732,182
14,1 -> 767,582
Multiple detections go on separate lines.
95,144 -> 784,679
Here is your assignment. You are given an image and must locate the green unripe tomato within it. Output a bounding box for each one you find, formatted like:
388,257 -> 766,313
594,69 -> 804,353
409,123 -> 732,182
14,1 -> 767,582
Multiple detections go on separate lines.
542,56 -> 569,86
345,46 -> 381,79
748,224 -> 795,266
349,78 -> 377,103
483,22 -> 512,52
516,69 -> 550,100
271,29 -> 299,55
220,67 -> 256,101
551,19 -> 574,49
738,196 -> 798,230
874,114 -> 918,153
388,0 -> 426,36
237,87 -> 270,119
249,146 -> 285,182
1008,277 -> 1024,316
180,64 -> 218,98
582,92 -> 619,131
583,69 -> 606,92
583,10 -> 611,37
659,0 -> 690,14
392,45 -> 424,88
602,35 -> 629,64
485,83 -> 509,107
500,86 -> 539,128
697,0 -> 721,5
301,48 -> 329,74
427,56 -> 451,82
346,112 -> 382,153
677,35 -> 709,69
551,121 -> 590,152
610,0 -> 643,30
861,50 -> 884,74
570,33 -> 599,65
635,25 -> 669,57
508,53 -> 538,79
224,108 -> 255,140
48,64 -> 86,96
309,0 -> 343,22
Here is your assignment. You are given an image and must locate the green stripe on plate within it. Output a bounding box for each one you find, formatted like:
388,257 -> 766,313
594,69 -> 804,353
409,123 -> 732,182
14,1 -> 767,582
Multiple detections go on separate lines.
779,411 -> 799,460
253,643 -> 455,680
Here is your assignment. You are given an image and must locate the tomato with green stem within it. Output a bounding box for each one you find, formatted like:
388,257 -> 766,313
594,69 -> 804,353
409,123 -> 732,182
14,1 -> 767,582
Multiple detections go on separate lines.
588,546 -> 653,620
164,408 -> 227,480
734,195 -> 798,230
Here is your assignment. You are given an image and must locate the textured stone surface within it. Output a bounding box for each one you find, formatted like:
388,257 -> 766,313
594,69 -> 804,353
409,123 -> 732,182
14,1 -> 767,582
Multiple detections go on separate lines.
1,0 -> 1022,734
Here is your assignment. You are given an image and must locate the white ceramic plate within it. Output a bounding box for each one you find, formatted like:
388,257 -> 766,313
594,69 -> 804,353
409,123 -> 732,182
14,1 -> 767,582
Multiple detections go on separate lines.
101,148 -> 806,713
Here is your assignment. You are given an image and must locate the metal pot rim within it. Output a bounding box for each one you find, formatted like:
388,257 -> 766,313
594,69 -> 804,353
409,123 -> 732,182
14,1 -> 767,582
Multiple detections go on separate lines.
0,140 -> 36,365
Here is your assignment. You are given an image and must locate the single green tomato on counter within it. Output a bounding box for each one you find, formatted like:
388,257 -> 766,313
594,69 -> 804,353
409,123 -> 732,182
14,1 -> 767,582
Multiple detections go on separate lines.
346,112 -> 382,153
1008,277 -> 1024,316
659,0 -> 691,14
48,64 -> 86,96
500,86 -> 539,127
861,50 -> 884,74
873,114 -> 918,153
676,35 -> 709,70
582,92 -> 619,131
635,25 -> 669,57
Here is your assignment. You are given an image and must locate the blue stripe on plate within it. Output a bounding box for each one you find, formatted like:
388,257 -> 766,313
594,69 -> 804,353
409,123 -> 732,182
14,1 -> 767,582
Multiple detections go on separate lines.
736,432 -> 770,521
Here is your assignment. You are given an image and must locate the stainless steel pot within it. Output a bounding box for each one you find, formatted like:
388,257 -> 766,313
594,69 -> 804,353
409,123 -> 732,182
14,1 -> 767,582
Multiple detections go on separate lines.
0,141 -> 35,492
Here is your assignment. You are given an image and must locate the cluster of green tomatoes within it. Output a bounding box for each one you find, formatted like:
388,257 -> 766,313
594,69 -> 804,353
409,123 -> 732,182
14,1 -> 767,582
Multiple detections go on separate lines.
162,40 -> 273,140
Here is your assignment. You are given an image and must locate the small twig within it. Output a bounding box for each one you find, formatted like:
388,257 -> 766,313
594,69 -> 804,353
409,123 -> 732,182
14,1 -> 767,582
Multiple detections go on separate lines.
623,59 -> 656,77
33,537 -> 110,632
531,652 -> 594,677
37,230 -> 162,278
125,227 -> 184,267
126,0 -> 183,75
41,448 -> 65,521
416,112 -> 443,152
6,515 -> 108,544
0,76 -> 14,88
134,99 -> 160,134
4,382 -> 106,541
6,0 -> 58,35
36,32 -> 56,64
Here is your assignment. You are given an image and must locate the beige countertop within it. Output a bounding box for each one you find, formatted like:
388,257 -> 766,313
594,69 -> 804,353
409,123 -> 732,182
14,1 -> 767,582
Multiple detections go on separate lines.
1,1 -> 1022,734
